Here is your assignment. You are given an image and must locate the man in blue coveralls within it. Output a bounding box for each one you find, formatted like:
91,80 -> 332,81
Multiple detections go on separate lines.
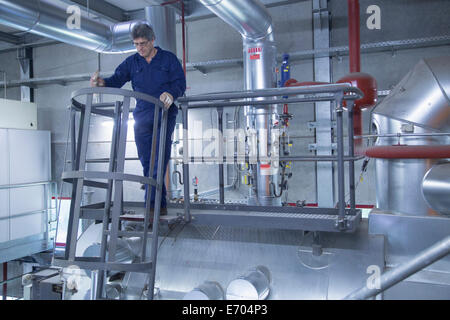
90,23 -> 186,215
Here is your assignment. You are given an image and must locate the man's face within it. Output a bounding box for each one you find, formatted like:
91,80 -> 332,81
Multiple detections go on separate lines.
133,37 -> 155,58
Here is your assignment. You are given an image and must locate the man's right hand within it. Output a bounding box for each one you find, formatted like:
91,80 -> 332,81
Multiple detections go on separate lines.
90,70 -> 105,87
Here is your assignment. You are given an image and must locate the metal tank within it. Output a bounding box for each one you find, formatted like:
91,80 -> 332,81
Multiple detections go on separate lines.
371,56 -> 450,216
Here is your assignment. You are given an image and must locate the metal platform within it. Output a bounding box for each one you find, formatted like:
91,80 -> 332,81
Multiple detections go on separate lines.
168,203 -> 362,233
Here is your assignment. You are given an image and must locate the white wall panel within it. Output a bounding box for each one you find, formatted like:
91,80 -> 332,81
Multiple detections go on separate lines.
9,185 -> 46,240
9,129 -> 51,184
0,129 -> 8,186
0,190 -> 9,242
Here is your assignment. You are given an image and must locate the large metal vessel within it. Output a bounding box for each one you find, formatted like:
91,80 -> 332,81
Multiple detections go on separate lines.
372,56 -> 450,216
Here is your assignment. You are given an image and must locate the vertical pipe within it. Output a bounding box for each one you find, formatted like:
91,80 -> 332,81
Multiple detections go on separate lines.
335,98 -> 346,225
182,104 -> 191,222
181,1 -> 187,75
217,108 -> 225,204
145,6 -> 177,54
347,103 -> 356,211
348,0 -> 361,73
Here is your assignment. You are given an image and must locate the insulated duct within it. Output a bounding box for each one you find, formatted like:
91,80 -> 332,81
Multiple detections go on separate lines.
0,0 -> 144,53
145,6 -> 177,54
199,0 -> 280,206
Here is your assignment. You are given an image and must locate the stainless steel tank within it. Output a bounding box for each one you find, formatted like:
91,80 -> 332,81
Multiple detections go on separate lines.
372,56 -> 450,216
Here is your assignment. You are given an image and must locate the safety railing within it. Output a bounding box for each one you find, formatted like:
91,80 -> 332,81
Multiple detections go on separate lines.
177,83 -> 364,232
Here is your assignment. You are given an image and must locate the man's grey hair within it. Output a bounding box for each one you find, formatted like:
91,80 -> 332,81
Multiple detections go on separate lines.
131,23 -> 155,41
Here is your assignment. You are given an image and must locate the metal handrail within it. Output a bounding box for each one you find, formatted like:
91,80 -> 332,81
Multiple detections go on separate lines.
178,84 -> 363,230
178,83 -> 363,103
71,87 -> 165,109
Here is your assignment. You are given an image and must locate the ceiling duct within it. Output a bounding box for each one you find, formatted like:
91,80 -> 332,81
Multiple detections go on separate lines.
0,0 -> 145,53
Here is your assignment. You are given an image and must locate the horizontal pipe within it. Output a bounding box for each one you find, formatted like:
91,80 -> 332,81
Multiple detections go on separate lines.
344,235 -> 450,300
364,145 -> 450,159
357,132 -> 450,139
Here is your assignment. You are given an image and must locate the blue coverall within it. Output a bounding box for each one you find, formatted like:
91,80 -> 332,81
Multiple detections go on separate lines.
103,47 -> 186,208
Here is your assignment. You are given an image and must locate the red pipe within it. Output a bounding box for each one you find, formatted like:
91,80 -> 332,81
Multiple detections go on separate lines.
365,145 -> 450,159
348,0 -> 361,73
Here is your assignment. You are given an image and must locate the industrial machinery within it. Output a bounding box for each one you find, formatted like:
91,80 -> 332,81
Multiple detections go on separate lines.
2,0 -> 448,301
39,55 -> 449,300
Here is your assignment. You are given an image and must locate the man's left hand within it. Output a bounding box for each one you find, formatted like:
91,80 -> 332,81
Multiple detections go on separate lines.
160,92 -> 174,110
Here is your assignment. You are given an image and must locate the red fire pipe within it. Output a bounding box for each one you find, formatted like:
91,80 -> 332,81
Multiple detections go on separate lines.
348,0 -> 361,73
364,145 -> 450,159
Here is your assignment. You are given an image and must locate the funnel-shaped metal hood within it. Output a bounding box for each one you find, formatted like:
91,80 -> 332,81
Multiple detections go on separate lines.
373,56 -> 450,132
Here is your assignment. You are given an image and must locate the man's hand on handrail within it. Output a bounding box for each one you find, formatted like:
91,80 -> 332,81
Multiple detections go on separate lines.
90,70 -> 105,87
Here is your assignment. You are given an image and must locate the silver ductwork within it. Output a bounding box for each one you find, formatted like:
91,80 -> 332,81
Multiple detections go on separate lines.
145,6 -> 177,53
0,0 -> 144,53
199,0 -> 280,206
372,56 -> 450,216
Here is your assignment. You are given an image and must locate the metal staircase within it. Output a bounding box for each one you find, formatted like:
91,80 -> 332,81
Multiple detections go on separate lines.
53,87 -> 169,300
